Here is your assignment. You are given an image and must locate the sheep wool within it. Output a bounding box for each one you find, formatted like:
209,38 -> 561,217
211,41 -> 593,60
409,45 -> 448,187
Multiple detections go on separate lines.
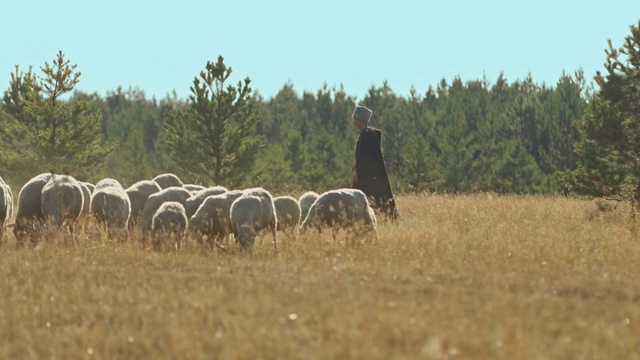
230,188 -> 278,254
13,173 -> 52,245
188,189 -> 244,248
125,180 -> 162,226
184,186 -> 229,219
40,174 -> 84,237
138,186 -> 192,232
299,188 -> 377,241
90,185 -> 132,230
273,195 -> 301,231
0,176 -> 12,246
152,173 -> 184,190
299,191 -> 320,222
152,201 -> 188,250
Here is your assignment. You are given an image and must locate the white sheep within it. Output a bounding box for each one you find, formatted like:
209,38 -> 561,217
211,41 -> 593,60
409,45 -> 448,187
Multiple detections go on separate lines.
184,186 -> 229,219
230,188 -> 278,254
82,181 -> 95,192
40,174 -> 85,239
90,185 -> 132,234
138,186 -> 192,233
125,180 -> 162,227
299,191 -> 319,222
78,182 -> 92,216
0,176 -> 12,246
299,188 -> 377,243
187,189 -> 244,249
93,178 -> 123,192
152,201 -> 188,250
183,184 -> 206,193
13,173 -> 52,246
273,196 -> 301,231
152,173 -> 184,190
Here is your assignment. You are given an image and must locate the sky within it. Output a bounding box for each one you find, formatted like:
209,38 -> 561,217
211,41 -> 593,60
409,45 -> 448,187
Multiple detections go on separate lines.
1,1 -> 639,101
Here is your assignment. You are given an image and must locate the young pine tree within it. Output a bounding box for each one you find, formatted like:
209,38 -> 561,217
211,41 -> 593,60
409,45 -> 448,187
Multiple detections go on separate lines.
0,51 -> 116,183
164,56 -> 265,187
560,21 -> 640,208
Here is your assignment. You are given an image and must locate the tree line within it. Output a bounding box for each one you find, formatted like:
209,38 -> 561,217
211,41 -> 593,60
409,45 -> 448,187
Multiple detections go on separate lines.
0,54 -> 593,194
1,20 -> 639,209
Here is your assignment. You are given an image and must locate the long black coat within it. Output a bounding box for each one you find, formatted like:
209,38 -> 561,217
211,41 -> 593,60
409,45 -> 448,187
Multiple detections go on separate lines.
352,126 -> 398,219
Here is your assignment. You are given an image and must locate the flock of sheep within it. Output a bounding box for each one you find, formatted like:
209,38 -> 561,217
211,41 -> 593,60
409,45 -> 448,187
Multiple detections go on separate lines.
0,172 -> 379,253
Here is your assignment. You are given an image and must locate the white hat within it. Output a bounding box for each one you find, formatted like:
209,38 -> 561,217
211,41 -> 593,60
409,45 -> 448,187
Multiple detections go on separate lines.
352,106 -> 372,123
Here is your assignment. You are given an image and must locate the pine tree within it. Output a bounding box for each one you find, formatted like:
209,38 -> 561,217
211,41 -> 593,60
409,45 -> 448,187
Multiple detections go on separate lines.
163,56 -> 265,187
560,21 -> 640,207
0,51 -> 116,183
403,134 -> 439,192
436,106 -> 476,192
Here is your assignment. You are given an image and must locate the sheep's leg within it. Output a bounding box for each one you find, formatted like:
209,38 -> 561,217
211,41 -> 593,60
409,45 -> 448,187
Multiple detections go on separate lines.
272,226 -> 278,254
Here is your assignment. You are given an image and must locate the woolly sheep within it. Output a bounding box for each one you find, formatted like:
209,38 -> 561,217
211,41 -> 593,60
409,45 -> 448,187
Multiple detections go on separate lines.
184,186 -> 228,219
273,196 -> 301,231
138,186 -> 192,232
90,185 -> 132,231
230,188 -> 278,254
152,201 -> 188,250
40,174 -> 84,237
125,180 -> 162,226
94,178 -> 123,192
13,173 -> 52,245
299,188 -> 377,241
78,182 -> 92,216
152,173 -> 183,190
183,184 -> 206,193
0,176 -> 12,246
187,190 -> 244,248
299,191 -> 319,222
81,182 -> 95,194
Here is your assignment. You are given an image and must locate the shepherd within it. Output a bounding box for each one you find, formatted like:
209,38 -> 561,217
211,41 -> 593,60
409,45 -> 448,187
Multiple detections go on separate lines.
351,105 -> 399,220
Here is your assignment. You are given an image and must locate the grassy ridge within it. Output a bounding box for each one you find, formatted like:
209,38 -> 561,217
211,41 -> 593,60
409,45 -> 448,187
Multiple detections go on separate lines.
1,194 -> 639,359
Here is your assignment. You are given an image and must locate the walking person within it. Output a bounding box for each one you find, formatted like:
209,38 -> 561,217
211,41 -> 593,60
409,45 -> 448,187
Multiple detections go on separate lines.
351,105 -> 399,220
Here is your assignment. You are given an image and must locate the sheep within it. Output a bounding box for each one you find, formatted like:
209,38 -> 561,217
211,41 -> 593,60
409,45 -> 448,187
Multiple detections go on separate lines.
81,182 -> 95,194
138,186 -> 192,233
90,185 -> 132,234
94,178 -> 123,192
273,196 -> 301,231
40,174 -> 84,239
151,201 -> 188,250
13,173 -> 52,246
299,188 -> 377,243
0,176 -> 12,246
230,187 -> 278,254
184,186 -> 229,219
299,191 -> 319,222
125,180 -> 162,227
152,173 -> 183,190
183,184 -> 206,193
187,190 -> 244,249
78,182 -> 92,216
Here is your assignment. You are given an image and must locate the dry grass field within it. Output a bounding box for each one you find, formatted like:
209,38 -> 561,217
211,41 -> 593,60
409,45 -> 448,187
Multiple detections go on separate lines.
1,193 -> 639,359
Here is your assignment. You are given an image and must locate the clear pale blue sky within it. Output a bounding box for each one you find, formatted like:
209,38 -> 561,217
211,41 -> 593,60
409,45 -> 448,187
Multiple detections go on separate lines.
1,1 -> 639,101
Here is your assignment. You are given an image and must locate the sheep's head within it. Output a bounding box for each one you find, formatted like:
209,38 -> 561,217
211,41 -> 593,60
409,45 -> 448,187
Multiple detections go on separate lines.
235,225 -> 256,254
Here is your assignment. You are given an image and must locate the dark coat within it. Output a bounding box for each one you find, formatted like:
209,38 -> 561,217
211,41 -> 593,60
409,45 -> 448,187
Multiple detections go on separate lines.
352,126 -> 399,219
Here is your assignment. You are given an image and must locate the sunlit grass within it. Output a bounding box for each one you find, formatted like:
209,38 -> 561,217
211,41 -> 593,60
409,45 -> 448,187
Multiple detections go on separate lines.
1,193 -> 639,359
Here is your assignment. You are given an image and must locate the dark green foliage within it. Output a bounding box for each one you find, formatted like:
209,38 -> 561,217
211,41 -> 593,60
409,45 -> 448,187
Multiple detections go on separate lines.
561,21 -> 640,207
86,87 -> 178,185
0,52 -> 116,184
1,51 -> 598,194
164,56 -> 265,188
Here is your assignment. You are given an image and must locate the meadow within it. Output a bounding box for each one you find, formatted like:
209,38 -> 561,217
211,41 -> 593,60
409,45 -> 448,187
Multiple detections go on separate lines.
1,193 -> 639,359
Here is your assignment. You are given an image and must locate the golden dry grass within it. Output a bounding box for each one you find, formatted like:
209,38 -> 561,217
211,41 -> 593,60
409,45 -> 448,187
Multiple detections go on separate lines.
1,193 -> 640,359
